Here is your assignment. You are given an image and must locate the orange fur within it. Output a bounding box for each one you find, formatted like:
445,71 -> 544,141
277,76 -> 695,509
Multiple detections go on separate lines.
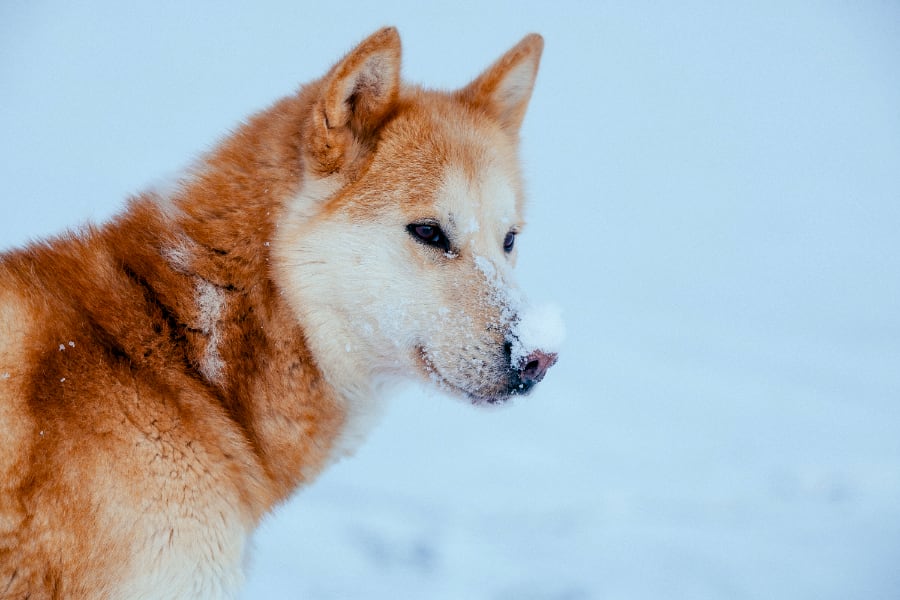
0,28 -> 546,598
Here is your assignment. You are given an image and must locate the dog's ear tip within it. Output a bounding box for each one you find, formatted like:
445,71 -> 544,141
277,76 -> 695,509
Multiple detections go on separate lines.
374,26 -> 401,44
458,33 -> 544,135
521,33 -> 544,52
359,26 -> 402,57
516,33 -> 545,72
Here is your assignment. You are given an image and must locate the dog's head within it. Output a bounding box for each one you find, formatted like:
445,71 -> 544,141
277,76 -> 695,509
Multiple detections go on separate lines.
275,28 -> 561,404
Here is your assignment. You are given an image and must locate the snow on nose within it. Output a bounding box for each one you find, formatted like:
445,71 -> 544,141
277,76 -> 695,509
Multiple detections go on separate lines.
506,302 -> 564,395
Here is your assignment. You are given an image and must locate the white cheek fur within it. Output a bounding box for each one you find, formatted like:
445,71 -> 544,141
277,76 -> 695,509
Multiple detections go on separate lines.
273,159 -> 538,419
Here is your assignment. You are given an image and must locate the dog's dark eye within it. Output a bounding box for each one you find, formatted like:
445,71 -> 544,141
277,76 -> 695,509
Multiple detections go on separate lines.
503,231 -> 516,253
407,223 -> 451,252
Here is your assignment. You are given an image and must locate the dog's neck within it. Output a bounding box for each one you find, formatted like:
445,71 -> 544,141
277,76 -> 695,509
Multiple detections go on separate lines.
101,96 -> 354,510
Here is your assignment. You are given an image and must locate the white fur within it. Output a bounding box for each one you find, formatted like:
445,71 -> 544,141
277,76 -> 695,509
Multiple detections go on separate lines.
195,279 -> 226,383
280,172 -> 343,226
161,235 -> 196,273
114,505 -> 249,600
107,405 -> 253,599
275,214 -> 413,457
438,166 -> 518,246
275,156 -> 536,418
496,58 -> 537,108
443,164 -> 526,337
273,172 -> 397,459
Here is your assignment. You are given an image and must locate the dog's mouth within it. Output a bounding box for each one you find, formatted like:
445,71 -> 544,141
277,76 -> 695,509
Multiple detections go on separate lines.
416,346 -> 513,406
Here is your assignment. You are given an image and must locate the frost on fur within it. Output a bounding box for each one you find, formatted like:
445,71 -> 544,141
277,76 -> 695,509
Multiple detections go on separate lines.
196,279 -> 226,383
508,302 -> 566,365
473,253 -> 564,367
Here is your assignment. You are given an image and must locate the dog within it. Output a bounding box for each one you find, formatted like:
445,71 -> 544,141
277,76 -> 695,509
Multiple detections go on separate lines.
0,27 -> 559,598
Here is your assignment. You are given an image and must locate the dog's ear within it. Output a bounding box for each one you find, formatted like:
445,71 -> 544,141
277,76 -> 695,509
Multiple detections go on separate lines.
457,34 -> 543,136
308,27 -> 401,173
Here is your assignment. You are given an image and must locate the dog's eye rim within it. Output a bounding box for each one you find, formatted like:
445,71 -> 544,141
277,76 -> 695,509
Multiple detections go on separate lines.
407,222 -> 451,252
503,230 -> 517,253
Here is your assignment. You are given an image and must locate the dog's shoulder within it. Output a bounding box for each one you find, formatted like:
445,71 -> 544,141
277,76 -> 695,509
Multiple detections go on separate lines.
0,227 -> 272,597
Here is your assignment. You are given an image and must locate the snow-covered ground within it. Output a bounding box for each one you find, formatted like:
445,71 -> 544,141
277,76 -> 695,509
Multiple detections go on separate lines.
3,2 -> 899,598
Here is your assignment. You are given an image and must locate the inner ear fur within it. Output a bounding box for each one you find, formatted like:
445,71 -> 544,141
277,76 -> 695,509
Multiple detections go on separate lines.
457,33 -> 544,136
308,27 -> 402,173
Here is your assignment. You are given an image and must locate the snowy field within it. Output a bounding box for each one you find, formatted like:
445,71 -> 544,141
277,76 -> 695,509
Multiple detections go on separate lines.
3,2 -> 900,598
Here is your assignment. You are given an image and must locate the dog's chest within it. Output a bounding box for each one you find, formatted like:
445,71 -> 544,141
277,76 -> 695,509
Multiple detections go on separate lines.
113,503 -> 250,600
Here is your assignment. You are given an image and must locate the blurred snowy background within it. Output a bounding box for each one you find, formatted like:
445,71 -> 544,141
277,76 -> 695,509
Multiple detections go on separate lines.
2,2 -> 899,598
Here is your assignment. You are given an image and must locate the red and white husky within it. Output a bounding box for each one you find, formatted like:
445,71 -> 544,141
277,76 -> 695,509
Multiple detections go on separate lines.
0,28 -> 559,598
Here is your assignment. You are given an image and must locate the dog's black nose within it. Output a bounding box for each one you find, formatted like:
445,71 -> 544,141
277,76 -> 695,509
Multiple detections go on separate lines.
506,346 -> 558,395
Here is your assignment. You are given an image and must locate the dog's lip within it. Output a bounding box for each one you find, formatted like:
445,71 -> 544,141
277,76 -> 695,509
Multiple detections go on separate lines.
416,346 -> 514,406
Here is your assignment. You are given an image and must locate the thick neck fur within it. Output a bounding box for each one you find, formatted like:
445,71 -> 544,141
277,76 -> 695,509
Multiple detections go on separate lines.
135,89 -> 349,506
8,85 -> 347,513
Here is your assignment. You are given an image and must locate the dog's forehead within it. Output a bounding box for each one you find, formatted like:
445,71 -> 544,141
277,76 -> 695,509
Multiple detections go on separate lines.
341,96 -> 526,226
437,164 -> 520,231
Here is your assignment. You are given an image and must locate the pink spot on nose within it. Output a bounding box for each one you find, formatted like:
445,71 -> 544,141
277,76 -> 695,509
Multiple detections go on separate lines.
519,350 -> 558,384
